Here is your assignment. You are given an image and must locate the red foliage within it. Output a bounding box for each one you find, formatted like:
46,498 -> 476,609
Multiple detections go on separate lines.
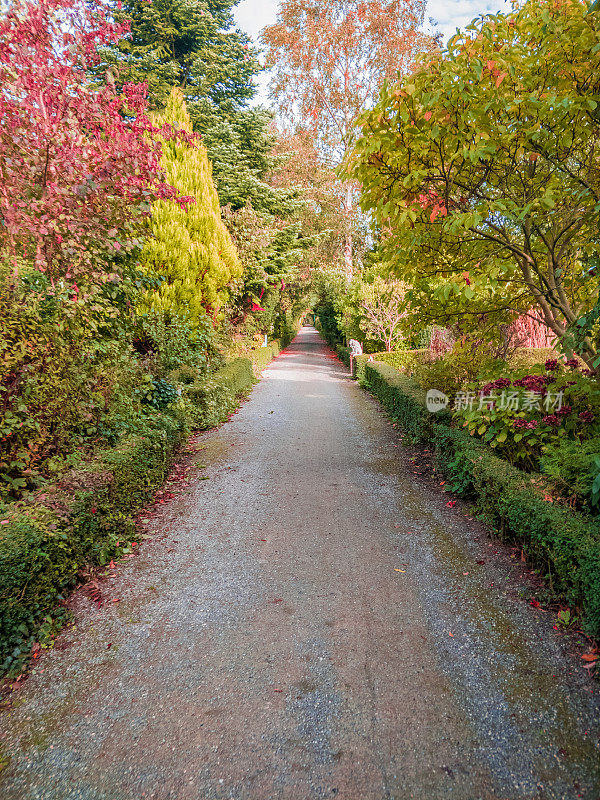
0,0 -> 187,282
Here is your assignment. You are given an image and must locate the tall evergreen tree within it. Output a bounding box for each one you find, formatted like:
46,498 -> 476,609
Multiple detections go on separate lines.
99,0 -> 259,131
141,88 -> 241,321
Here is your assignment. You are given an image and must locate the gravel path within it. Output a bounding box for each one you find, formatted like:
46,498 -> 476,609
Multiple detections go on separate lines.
1,326 -> 599,800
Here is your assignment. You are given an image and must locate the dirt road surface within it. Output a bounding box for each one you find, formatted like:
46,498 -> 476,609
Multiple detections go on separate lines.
1,327 -> 599,800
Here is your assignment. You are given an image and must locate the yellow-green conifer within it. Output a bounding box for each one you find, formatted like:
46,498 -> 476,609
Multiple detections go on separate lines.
141,88 -> 241,323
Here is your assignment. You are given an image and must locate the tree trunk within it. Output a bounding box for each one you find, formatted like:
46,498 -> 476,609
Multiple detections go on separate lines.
344,182 -> 353,276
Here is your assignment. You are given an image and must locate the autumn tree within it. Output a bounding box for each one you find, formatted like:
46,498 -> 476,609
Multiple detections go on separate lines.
261,0 -> 432,273
0,0 -> 181,284
346,0 -> 600,367
359,277 -> 409,351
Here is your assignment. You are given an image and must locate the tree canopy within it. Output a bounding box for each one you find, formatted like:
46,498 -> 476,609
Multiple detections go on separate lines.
99,0 -> 259,131
345,0 -> 600,366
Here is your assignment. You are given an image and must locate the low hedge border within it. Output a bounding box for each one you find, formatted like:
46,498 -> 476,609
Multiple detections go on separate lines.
354,349 -> 432,381
0,355 -> 265,677
361,361 -> 600,636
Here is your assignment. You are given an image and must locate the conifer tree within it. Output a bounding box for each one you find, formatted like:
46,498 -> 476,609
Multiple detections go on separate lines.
141,88 -> 241,322
99,0 -> 259,132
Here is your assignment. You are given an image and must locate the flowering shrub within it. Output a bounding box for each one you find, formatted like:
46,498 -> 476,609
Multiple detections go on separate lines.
454,361 -> 600,471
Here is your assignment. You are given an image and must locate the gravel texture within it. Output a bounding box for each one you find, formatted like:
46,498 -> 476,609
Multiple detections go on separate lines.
0,326 -> 599,800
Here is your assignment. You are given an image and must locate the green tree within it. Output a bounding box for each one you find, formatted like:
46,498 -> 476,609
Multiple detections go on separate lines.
141,88 -> 241,322
346,0 -> 600,367
99,0 -> 259,131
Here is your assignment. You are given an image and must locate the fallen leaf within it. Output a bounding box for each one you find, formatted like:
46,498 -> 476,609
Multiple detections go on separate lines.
446,500 -> 456,508
449,631 -> 454,637
581,654 -> 598,662
394,568 -> 406,573
530,599 -> 541,608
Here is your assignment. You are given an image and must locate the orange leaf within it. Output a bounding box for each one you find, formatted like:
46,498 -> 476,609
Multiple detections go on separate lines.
581,654 -> 598,662
495,72 -> 507,88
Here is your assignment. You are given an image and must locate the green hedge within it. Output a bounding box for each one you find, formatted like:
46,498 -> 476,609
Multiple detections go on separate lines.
336,344 -> 350,366
361,361 -> 600,636
185,356 -> 255,430
362,362 -> 451,439
0,420 -> 184,675
354,349 -> 432,381
0,355 -> 263,676
248,341 -> 280,376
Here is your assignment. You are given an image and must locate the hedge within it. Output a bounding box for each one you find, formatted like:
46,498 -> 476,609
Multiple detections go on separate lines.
336,344 -> 350,366
354,349 -> 432,381
0,355 -> 265,676
361,361 -> 600,636
0,419 -> 184,676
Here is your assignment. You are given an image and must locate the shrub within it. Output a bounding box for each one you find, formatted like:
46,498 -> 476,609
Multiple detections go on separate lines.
336,344 -> 350,366
185,357 -> 255,429
361,362 -> 450,440
454,364 -> 600,471
169,365 -> 200,385
146,378 -> 179,410
540,438 -> 600,511
354,349 -> 431,381
0,421 -> 185,676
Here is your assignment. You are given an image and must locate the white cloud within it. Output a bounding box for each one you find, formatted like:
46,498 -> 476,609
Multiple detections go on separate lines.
427,0 -> 510,41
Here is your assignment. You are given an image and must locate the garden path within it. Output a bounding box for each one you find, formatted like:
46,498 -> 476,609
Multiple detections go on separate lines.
1,327 -> 599,799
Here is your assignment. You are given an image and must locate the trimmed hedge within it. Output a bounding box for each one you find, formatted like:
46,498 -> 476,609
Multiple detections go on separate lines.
354,349 -> 432,381
185,356 -> 255,430
0,354 -> 265,676
336,344 -> 350,366
361,361 -> 600,636
248,341 -> 281,376
0,419 -> 184,675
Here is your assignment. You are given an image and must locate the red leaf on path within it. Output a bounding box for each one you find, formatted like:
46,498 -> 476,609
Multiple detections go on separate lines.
259,539 -> 267,542
273,688 -> 283,692
476,560 -> 485,565
107,643 -> 113,649
446,500 -> 456,507
530,599 -> 541,608
581,654 -> 598,662
112,598 -> 120,603
270,598 -> 283,603
108,560 -> 116,569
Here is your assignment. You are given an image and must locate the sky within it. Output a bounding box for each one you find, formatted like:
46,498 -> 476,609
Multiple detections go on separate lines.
233,0 -> 511,105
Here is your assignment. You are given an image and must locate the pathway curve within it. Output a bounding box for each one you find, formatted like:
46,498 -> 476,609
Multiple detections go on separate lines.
1,327 -> 599,800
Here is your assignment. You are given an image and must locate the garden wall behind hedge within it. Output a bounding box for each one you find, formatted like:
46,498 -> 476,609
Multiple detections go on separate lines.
361,360 -> 600,637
